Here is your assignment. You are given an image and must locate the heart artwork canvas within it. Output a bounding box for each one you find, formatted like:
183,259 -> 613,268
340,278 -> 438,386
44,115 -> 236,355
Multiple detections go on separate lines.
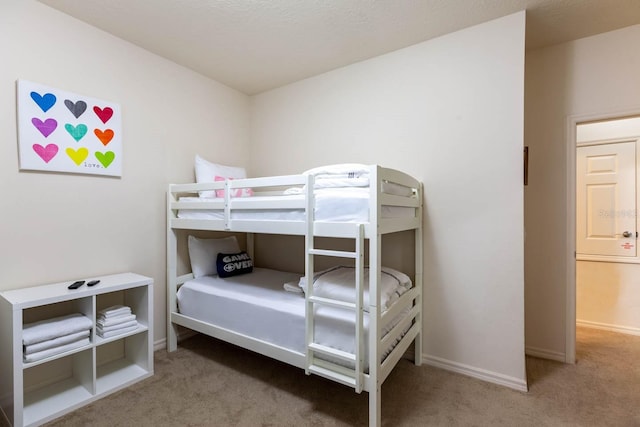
17,80 -> 122,177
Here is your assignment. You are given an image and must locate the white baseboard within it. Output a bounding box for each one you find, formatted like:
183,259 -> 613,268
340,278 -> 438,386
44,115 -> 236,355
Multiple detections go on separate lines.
576,319 -> 640,336
154,330 -> 197,351
154,338 -> 166,352
525,346 -> 566,362
422,354 -> 529,392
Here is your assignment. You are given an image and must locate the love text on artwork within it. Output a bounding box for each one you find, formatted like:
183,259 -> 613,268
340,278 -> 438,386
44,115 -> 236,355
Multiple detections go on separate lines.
83,162 -> 103,169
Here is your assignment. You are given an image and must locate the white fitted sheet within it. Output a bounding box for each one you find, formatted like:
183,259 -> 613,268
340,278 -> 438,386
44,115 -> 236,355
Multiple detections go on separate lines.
176,268 -> 411,368
177,187 -> 414,222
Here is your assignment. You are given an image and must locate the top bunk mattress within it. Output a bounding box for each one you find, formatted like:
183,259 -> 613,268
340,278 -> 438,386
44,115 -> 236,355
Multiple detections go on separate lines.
176,187 -> 415,222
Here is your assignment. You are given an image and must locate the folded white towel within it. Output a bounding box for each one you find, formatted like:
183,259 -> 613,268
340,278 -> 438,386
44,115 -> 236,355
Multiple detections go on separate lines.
97,310 -> 131,321
23,337 -> 91,363
24,330 -> 90,355
23,313 -> 93,346
97,320 -> 138,333
97,324 -> 138,338
303,163 -> 369,177
98,305 -> 132,318
97,314 -> 136,328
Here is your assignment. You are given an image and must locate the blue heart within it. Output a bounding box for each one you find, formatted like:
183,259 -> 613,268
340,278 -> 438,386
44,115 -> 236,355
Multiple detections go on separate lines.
30,91 -> 57,113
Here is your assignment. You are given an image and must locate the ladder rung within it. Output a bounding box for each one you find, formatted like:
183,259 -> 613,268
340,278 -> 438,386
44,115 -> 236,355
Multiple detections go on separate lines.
308,364 -> 356,388
308,248 -> 357,258
309,295 -> 356,310
308,343 -> 356,362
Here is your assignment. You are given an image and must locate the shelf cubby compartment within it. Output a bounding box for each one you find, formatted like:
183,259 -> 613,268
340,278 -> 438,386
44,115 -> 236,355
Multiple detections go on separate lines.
96,333 -> 151,395
22,299 -> 94,369
22,350 -> 94,426
95,285 -> 150,347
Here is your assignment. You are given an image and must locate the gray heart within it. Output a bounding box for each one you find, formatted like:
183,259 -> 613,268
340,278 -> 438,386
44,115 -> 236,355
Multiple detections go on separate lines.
64,99 -> 87,119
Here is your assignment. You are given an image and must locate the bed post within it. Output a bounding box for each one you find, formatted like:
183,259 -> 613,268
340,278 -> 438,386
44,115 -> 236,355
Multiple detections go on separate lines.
369,228 -> 382,427
414,182 -> 423,365
368,165 -> 382,427
369,228 -> 383,427
370,383 -> 382,427
167,185 -> 178,352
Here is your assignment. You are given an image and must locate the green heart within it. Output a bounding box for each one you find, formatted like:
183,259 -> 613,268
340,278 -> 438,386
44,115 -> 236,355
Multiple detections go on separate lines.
64,123 -> 88,142
95,151 -> 115,168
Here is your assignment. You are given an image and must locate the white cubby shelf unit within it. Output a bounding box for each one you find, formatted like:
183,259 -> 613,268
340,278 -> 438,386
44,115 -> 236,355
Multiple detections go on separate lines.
0,272 -> 153,427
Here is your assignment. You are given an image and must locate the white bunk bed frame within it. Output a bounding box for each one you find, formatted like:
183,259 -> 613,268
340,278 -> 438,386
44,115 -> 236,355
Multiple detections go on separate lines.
166,165 -> 423,427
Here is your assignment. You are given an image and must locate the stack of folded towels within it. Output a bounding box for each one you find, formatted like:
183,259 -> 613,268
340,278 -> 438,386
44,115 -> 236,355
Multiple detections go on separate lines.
97,305 -> 138,338
23,313 -> 92,363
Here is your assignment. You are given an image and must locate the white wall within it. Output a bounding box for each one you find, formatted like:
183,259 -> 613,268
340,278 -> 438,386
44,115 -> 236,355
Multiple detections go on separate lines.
251,13 -> 527,389
525,25 -> 640,360
577,261 -> 640,334
0,1 -> 250,343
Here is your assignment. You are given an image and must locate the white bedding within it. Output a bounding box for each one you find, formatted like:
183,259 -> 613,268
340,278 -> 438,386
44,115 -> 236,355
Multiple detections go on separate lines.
176,267 -> 411,368
177,187 -> 414,222
299,265 -> 412,311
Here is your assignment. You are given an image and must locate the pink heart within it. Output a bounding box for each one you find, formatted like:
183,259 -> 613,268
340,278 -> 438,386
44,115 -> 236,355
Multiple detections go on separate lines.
31,118 -> 58,138
93,106 -> 113,124
32,143 -> 59,163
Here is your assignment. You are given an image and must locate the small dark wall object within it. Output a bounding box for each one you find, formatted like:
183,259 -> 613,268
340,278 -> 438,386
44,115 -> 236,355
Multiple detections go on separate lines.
523,146 -> 529,186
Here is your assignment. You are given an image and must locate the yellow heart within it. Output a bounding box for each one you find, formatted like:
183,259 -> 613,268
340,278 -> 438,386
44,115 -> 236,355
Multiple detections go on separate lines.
65,147 -> 89,165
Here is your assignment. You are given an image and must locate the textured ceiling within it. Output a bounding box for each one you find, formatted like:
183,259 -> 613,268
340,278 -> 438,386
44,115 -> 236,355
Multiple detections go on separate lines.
39,0 -> 640,95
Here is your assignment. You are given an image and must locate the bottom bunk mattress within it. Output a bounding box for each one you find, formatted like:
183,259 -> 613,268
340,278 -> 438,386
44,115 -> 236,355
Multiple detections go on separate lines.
176,267 -> 411,368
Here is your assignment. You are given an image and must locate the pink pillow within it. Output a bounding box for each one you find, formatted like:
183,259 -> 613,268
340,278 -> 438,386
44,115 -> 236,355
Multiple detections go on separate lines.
214,176 -> 254,198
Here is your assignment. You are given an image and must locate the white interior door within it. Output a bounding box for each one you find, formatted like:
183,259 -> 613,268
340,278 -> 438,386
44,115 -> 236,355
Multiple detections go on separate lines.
576,141 -> 636,257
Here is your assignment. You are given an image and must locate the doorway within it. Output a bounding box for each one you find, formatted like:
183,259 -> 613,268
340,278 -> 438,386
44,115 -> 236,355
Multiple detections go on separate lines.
573,116 -> 640,350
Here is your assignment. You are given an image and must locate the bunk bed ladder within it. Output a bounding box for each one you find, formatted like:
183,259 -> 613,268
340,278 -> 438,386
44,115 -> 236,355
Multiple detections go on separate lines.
305,222 -> 366,393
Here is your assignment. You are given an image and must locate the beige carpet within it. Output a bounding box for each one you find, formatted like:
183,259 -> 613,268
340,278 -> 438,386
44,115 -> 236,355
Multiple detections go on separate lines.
6,326 -> 640,426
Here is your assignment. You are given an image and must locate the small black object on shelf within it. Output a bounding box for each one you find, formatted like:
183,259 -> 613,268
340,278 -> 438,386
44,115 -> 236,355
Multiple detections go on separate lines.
68,281 -> 85,290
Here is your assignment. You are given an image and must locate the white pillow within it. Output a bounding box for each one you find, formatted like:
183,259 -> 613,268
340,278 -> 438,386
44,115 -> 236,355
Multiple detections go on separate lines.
195,155 -> 247,198
188,235 -> 241,278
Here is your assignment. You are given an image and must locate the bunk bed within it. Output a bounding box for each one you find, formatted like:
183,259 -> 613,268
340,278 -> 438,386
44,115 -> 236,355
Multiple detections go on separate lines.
166,163 -> 423,427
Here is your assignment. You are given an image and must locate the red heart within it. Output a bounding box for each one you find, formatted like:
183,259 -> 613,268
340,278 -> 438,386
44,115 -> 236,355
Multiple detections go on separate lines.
94,128 -> 114,145
93,106 -> 113,124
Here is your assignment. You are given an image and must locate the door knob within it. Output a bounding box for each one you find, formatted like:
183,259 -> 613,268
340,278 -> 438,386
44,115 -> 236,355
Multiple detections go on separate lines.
622,231 -> 632,238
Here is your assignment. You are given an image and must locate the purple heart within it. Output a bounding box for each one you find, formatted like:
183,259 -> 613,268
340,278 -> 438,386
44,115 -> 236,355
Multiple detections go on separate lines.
32,118 -> 58,138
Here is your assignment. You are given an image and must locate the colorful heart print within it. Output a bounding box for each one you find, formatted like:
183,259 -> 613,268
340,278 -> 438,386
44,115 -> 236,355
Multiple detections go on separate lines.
95,151 -> 115,168
30,91 -> 56,112
66,147 -> 89,165
32,143 -> 59,163
64,99 -> 87,118
94,128 -> 114,145
64,123 -> 88,141
31,118 -> 58,137
93,106 -> 113,124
